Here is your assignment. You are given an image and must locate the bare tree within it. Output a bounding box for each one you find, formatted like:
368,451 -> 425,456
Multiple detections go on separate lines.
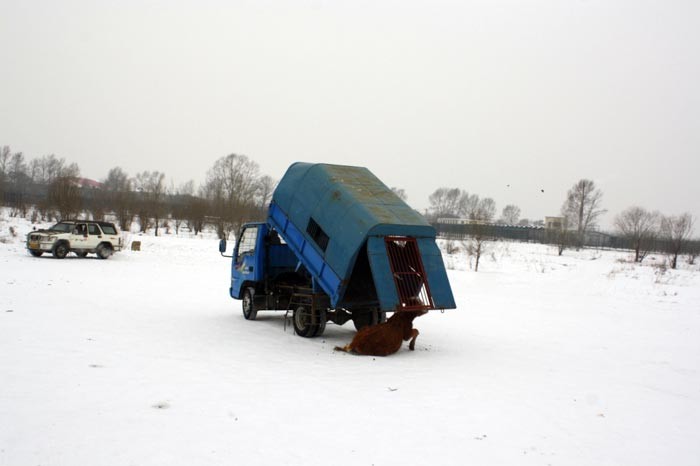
474,197 -> 496,222
256,175 -> 276,215
29,154 -> 78,185
460,197 -> 496,272
561,179 -> 606,247
391,187 -> 408,202
149,172 -> 167,236
500,204 -> 521,225
7,152 -> 29,216
548,217 -> 572,256
0,146 -> 11,197
178,180 -> 195,197
103,167 -> 133,231
186,192 -> 208,236
428,187 -> 462,220
458,192 -> 480,220
170,180 -> 196,235
133,171 -> 167,235
614,207 -> 660,262
660,213 -> 695,269
0,146 -> 10,176
48,176 -> 82,220
203,154 -> 261,238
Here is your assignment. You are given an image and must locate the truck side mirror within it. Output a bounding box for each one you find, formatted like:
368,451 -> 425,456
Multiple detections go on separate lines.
219,238 -> 232,258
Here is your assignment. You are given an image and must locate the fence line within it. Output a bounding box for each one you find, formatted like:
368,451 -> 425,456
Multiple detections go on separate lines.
433,222 -> 700,255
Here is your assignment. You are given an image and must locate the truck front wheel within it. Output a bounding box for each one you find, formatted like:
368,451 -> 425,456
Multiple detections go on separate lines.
293,306 -> 326,337
242,288 -> 258,320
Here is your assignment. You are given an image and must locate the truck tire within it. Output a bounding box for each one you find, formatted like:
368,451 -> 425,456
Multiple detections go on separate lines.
242,288 -> 258,320
314,309 -> 327,337
293,306 -> 326,337
352,308 -> 386,331
52,242 -> 69,259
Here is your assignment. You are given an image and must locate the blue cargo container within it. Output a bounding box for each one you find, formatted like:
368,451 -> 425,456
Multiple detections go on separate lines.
219,162 -> 455,337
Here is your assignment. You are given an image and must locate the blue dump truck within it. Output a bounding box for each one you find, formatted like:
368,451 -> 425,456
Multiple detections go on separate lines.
218,162 -> 456,337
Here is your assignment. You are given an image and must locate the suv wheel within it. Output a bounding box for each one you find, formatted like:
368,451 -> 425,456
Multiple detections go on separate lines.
96,244 -> 113,259
53,242 -> 69,259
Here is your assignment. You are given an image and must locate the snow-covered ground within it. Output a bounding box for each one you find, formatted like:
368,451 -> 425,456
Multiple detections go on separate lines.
1,212 -> 699,466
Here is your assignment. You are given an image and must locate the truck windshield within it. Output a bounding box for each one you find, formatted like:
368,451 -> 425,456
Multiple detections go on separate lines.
49,223 -> 73,233
236,226 -> 258,262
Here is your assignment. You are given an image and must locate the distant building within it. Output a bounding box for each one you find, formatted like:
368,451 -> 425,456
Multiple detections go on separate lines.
76,178 -> 103,189
437,218 -> 480,225
545,216 -> 564,229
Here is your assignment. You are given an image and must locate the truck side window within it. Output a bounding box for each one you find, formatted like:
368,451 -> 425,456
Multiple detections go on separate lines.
236,226 -> 258,263
307,218 -> 329,252
88,224 -> 100,235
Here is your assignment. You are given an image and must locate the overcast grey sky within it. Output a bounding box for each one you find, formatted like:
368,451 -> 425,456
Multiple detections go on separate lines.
1,0 -> 698,229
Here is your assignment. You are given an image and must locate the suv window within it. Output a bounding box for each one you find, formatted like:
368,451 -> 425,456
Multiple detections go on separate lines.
100,224 -> 117,235
50,222 -> 73,233
88,224 -> 101,235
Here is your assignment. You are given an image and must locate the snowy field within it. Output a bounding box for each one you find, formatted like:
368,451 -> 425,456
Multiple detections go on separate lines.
1,213 -> 699,466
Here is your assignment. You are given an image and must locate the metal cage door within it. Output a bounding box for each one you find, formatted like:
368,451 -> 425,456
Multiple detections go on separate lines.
384,236 -> 434,311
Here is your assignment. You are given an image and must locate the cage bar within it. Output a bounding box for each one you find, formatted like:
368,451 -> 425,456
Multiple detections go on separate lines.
384,236 -> 434,311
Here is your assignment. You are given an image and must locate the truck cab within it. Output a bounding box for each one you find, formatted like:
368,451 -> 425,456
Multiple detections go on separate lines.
222,222 -> 300,303
229,222 -> 266,299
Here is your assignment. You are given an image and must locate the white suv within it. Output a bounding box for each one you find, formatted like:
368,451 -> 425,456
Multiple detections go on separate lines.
26,221 -> 123,259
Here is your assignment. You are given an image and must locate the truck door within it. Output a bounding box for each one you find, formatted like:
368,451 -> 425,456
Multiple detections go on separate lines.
231,225 -> 261,299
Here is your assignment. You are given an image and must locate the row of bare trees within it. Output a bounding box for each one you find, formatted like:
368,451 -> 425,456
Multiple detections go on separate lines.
92,155 -> 274,238
1,146 -> 276,239
615,208 -> 695,268
429,179 -> 696,270
561,179 -> 696,268
1,147 -> 83,218
3,144 -> 698,265
201,154 -> 275,238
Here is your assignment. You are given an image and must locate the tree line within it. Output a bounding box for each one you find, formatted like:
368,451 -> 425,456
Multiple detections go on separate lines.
0,146 -> 273,239
1,145 -> 696,268
427,179 -> 696,270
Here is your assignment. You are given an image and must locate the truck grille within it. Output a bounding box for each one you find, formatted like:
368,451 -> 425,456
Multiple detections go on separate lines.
384,236 -> 433,311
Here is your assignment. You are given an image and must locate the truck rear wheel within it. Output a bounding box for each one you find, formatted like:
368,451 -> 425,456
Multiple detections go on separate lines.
293,306 -> 326,337
242,288 -> 258,320
352,309 -> 386,331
